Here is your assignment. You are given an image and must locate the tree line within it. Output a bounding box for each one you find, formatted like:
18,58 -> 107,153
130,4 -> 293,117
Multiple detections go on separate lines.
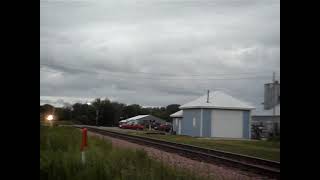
40,98 -> 180,126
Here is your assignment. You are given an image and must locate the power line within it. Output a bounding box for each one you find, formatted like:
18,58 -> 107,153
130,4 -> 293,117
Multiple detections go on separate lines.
40,62 -> 279,76
40,62 -> 279,79
40,68 -> 278,81
97,70 -> 279,77
40,68 -> 275,99
40,69 -> 61,73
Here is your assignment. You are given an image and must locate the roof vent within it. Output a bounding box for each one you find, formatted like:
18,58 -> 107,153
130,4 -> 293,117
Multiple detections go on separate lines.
207,90 -> 210,103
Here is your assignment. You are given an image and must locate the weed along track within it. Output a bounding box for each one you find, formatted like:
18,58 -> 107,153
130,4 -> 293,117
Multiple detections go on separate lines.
87,130 -> 261,180
75,126 -> 280,179
41,125 -> 218,180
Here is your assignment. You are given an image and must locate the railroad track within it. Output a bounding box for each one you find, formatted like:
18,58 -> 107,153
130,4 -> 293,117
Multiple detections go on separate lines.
74,125 -> 280,179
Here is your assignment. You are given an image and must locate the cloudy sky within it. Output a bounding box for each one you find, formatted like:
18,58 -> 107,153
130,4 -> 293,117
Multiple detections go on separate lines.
40,0 -> 280,108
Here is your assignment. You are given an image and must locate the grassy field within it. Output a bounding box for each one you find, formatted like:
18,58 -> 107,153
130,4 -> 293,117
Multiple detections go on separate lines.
40,126 -> 212,180
129,133 -> 280,162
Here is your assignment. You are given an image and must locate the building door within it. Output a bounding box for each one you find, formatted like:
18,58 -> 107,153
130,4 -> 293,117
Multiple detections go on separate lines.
211,109 -> 243,138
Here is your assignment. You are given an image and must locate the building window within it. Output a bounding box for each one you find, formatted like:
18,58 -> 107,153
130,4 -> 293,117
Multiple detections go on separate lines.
193,117 -> 196,127
176,119 -> 178,126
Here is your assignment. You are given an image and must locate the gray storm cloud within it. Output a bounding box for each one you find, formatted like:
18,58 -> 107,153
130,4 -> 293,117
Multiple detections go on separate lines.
40,0 -> 280,107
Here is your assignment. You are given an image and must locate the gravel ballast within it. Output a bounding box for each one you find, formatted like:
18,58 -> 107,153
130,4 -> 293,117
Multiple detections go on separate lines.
88,131 -> 273,180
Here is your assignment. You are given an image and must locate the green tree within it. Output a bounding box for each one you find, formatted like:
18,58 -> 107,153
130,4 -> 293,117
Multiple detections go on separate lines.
111,102 -> 126,126
40,104 -> 54,114
64,99 -> 179,125
99,98 -> 113,126
166,104 -> 180,115
123,104 -> 142,119
72,103 -> 94,125
92,98 -> 103,126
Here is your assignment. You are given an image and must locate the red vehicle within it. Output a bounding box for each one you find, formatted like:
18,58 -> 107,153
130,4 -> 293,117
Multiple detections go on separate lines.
158,124 -> 172,132
120,122 -> 132,129
119,122 -> 127,128
131,123 -> 144,130
120,121 -> 144,130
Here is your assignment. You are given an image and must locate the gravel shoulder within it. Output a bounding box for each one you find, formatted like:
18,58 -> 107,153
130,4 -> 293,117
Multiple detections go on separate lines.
88,131 -> 274,180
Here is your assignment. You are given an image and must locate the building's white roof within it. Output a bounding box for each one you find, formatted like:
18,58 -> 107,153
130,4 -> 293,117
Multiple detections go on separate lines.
125,115 -> 149,121
119,119 -> 130,123
120,114 -> 161,123
252,104 -> 280,116
180,91 -> 255,110
170,110 -> 183,118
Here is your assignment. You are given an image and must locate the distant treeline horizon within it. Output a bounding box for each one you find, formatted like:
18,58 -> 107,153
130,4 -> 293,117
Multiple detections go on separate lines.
40,98 -> 180,126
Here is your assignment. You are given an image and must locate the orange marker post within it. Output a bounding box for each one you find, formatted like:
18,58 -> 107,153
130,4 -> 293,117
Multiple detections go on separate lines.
81,128 -> 88,164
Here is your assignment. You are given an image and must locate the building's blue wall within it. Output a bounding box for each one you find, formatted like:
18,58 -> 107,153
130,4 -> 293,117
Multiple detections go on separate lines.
181,109 -> 250,138
243,111 -> 250,139
181,109 -> 201,137
202,109 -> 211,137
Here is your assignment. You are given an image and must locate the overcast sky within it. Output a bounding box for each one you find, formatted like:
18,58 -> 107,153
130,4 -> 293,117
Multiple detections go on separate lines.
40,0 -> 280,108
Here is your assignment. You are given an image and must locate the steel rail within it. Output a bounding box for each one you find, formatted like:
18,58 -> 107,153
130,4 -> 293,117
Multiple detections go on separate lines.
75,126 -> 280,179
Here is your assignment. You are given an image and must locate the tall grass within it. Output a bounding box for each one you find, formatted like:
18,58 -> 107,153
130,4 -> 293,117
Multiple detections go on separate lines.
40,126 -> 211,180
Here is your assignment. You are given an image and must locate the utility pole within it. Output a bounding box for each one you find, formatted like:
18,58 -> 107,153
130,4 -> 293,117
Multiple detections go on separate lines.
272,72 -> 277,136
96,109 -> 99,126
70,107 -> 73,120
89,102 -> 99,126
